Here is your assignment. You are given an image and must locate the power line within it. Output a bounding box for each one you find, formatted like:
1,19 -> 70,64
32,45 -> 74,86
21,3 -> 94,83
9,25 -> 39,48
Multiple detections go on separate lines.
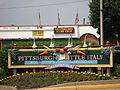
0,0 -> 90,10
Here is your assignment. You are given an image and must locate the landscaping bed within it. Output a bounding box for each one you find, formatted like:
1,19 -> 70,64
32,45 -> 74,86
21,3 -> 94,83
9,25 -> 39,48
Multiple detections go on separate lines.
0,71 -> 111,89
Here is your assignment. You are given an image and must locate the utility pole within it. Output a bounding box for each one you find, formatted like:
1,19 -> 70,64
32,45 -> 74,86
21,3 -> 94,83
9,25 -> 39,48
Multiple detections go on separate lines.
100,0 -> 103,45
100,0 -> 110,75
98,0 -> 104,75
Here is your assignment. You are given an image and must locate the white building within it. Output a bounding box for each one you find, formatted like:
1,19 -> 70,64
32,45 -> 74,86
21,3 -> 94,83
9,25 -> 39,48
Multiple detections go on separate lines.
0,24 -> 99,47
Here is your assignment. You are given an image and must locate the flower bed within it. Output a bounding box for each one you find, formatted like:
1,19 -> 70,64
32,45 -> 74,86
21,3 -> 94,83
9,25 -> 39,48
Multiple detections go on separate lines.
0,71 -> 111,89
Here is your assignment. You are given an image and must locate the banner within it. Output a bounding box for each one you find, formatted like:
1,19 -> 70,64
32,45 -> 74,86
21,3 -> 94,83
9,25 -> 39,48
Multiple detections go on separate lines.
32,31 -> 44,36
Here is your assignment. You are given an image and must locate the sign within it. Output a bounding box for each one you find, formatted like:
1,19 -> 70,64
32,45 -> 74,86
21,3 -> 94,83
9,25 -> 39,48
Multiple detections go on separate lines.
54,27 -> 74,34
44,64 -> 79,69
8,47 -> 113,68
32,31 -> 44,36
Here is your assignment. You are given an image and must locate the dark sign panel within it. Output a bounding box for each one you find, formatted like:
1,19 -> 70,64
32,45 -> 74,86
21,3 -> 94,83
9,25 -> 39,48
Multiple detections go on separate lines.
54,27 -> 74,34
8,48 -> 113,68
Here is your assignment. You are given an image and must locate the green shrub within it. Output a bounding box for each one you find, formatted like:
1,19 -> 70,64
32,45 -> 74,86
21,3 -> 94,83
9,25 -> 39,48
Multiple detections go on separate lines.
0,48 -> 12,79
5,41 -> 98,47
113,64 -> 120,75
0,69 -> 6,79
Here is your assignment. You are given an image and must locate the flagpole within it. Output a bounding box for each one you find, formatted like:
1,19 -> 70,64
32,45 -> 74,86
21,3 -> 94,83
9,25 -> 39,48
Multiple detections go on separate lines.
57,9 -> 60,25
38,9 -> 42,28
77,8 -> 79,25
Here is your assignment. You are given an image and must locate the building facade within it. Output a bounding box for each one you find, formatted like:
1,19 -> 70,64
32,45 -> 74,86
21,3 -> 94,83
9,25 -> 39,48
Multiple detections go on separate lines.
0,24 -> 99,47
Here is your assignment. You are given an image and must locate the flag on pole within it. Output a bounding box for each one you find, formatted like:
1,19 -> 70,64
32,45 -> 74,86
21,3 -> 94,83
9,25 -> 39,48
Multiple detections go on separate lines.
57,9 -> 60,25
74,11 -> 79,25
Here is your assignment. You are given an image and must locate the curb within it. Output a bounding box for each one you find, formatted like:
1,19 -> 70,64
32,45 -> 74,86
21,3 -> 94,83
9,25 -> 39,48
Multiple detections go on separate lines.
39,84 -> 120,90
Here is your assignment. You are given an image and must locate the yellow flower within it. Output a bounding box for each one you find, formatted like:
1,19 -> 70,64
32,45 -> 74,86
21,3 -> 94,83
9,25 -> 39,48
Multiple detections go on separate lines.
17,74 -> 20,76
26,71 -> 29,74
4,78 -> 7,80
90,72 -> 95,75
7,76 -> 11,78
64,71 -> 67,73
12,75 -> 15,77
30,72 -> 33,74
61,71 -> 64,73
74,71 -> 77,73
99,75 -> 102,77
71,71 -> 74,73
68,71 -> 71,72
83,72 -> 86,74
103,74 -> 106,76
96,74 -> 98,76
21,73 -> 24,76
90,73 -> 93,74
57,70 -> 60,72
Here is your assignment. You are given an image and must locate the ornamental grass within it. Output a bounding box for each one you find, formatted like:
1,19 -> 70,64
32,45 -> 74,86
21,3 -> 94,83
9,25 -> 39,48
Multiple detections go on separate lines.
0,71 -> 111,89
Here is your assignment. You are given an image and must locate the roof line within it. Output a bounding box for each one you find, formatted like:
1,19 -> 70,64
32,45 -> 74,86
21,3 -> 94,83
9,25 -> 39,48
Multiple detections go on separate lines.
0,24 -> 91,27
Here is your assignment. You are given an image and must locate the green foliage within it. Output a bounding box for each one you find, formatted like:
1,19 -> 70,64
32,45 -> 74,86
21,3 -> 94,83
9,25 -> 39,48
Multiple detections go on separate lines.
89,0 -> 100,29
0,48 -> 8,68
5,41 -> 97,47
1,71 -> 111,89
89,0 -> 120,42
0,48 -> 12,79
113,64 -> 120,75
0,69 -> 6,79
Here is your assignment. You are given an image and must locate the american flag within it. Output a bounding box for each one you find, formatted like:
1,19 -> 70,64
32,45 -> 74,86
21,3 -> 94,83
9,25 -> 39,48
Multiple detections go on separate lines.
74,12 -> 79,25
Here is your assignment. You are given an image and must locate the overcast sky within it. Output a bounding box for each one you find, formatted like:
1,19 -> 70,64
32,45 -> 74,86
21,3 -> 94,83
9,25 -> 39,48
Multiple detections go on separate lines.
0,0 -> 90,25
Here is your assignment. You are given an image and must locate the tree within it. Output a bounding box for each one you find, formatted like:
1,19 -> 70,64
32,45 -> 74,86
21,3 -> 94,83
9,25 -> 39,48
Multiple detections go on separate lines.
89,0 -> 120,44
0,48 -> 12,79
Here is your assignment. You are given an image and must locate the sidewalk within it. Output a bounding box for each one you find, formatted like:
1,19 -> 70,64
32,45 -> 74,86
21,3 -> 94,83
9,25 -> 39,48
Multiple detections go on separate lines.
0,85 -> 17,90
25,79 -> 120,90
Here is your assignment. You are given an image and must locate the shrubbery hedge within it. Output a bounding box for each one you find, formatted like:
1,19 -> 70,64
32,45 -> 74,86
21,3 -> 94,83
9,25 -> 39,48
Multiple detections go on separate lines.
5,41 -> 97,47
113,64 -> 120,75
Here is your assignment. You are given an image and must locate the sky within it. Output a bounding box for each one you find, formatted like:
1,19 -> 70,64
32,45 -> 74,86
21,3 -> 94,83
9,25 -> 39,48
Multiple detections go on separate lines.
0,0 -> 90,25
